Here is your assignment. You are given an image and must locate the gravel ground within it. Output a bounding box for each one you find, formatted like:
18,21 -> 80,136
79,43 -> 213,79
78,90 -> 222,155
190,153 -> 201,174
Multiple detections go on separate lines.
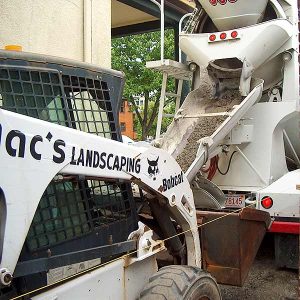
220,235 -> 299,300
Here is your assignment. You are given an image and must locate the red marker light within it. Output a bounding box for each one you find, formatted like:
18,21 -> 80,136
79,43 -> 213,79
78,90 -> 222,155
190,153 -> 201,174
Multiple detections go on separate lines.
231,30 -> 238,38
210,0 -> 217,5
261,196 -> 273,209
209,34 -> 216,42
218,0 -> 227,4
220,32 -> 227,40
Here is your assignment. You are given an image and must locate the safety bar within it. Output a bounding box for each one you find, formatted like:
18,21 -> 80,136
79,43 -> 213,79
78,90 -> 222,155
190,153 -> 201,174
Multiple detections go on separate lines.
149,0 -> 165,63
179,13 -> 192,62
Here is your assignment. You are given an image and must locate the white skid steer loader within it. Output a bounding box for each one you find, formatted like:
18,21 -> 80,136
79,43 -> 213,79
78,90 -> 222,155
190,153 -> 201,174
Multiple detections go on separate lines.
6,0 -> 300,297
0,50 -> 211,299
0,49 -> 270,299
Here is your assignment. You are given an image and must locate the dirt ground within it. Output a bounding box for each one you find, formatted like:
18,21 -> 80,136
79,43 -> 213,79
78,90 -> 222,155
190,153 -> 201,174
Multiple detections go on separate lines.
220,235 -> 299,300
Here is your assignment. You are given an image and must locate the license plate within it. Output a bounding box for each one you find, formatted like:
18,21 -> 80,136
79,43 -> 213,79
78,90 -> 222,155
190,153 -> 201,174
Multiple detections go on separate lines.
225,194 -> 245,208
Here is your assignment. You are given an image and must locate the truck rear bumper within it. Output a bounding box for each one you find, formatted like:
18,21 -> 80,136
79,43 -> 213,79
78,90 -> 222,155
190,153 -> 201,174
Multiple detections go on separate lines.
268,221 -> 300,234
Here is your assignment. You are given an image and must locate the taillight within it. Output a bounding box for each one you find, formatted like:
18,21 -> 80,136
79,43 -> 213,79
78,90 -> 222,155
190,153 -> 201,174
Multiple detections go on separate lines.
231,31 -> 238,38
220,32 -> 227,40
208,30 -> 240,43
210,0 -> 217,5
218,0 -> 227,4
209,34 -> 216,42
261,196 -> 273,209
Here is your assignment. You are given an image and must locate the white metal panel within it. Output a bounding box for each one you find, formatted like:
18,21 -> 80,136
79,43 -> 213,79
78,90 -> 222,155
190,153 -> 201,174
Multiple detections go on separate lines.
198,0 -> 268,31
284,116 -> 300,160
125,256 -> 158,300
0,108 -> 201,273
224,124 -> 254,145
33,256 -> 157,300
257,170 -> 300,218
214,102 -> 296,190
180,19 -> 293,69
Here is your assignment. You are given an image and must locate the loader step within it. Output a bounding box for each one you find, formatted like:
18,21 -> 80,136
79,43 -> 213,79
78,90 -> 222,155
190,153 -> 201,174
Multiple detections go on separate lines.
146,59 -> 192,80
165,92 -> 180,98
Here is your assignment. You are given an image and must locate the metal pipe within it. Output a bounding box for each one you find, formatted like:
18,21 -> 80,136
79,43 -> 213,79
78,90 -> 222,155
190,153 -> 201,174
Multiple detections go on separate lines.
155,72 -> 168,139
283,129 -> 300,167
83,0 -> 92,63
179,13 -> 192,62
149,0 -> 164,63
175,112 -> 232,120
149,201 -> 185,263
269,0 -> 286,19
235,146 -> 267,184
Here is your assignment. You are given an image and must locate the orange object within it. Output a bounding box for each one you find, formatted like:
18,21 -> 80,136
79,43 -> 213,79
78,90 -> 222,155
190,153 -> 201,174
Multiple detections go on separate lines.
4,45 -> 22,51
119,100 -> 136,140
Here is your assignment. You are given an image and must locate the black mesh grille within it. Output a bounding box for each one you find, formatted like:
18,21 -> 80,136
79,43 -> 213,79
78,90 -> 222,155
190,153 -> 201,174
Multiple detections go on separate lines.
62,74 -> 116,137
26,180 -> 132,250
0,66 -> 135,251
0,69 -> 66,124
0,69 -> 117,137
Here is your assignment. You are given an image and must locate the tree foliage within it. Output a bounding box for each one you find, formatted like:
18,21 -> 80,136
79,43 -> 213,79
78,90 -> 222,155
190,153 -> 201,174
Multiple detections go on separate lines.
112,29 -> 175,140
133,101 -> 175,140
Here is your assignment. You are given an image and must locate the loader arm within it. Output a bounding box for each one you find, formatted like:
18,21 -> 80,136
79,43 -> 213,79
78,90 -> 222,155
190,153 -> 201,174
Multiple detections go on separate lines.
0,107 -> 201,277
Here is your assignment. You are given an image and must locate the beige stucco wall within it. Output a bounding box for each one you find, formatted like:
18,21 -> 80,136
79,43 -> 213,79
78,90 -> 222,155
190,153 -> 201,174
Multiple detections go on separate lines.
92,0 -> 111,67
0,0 -> 111,68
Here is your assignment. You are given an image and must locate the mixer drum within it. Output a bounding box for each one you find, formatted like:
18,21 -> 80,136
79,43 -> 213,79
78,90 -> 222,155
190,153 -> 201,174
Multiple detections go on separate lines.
198,0 -> 268,31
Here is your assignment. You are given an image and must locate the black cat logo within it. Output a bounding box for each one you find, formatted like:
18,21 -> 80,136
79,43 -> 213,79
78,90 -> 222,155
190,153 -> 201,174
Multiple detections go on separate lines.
147,157 -> 159,180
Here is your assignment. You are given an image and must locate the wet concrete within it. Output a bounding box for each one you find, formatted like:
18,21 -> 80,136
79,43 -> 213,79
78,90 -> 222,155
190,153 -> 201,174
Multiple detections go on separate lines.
159,68 -> 242,173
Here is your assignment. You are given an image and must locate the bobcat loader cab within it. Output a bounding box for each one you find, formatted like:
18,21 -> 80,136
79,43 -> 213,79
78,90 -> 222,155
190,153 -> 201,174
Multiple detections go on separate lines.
0,48 -> 272,299
0,49 -> 215,300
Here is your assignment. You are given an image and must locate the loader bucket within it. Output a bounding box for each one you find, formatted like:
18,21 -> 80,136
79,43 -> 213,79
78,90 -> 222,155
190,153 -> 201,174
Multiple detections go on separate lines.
198,0 -> 268,31
197,207 -> 271,286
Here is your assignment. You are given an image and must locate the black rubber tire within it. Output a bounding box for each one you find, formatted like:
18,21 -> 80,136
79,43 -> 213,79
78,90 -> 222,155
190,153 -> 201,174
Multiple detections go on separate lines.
139,265 -> 222,300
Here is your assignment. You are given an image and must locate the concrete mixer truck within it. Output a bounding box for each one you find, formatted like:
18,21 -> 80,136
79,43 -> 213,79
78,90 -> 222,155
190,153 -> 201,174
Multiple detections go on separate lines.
149,0 -> 299,270
0,0 -> 298,299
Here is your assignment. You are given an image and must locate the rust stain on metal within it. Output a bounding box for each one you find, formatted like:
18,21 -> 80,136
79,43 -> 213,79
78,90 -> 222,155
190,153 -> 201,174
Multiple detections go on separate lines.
197,207 -> 271,286
158,185 -> 164,193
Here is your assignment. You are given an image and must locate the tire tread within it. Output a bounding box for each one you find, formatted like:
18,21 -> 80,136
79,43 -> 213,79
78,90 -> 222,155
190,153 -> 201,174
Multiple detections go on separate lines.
140,265 -> 220,300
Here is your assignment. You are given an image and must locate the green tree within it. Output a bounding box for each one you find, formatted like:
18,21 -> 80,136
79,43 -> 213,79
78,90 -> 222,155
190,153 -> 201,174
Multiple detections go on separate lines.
134,101 -> 175,140
112,29 -> 175,140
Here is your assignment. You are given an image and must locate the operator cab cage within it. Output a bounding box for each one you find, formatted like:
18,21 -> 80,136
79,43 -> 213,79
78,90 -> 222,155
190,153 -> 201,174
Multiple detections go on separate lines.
0,50 -> 138,296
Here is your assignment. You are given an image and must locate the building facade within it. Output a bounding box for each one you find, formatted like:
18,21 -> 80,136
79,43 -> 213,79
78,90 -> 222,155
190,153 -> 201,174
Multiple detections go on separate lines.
0,0 -> 193,67
119,100 -> 136,139
0,0 -> 111,67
